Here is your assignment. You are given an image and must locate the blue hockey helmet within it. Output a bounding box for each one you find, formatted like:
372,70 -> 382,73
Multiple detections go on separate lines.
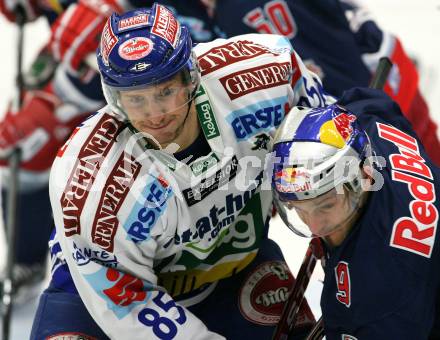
271,104 -> 372,237
96,4 -> 200,119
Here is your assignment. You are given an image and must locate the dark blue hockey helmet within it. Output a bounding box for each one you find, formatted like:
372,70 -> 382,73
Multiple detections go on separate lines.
96,3 -> 200,118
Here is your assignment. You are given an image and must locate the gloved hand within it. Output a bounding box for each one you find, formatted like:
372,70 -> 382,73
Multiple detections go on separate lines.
0,83 -> 88,172
49,0 -> 123,74
0,0 -> 41,22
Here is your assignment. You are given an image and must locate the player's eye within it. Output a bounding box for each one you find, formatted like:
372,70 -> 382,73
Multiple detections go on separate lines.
318,203 -> 335,212
157,87 -> 176,99
126,96 -> 145,106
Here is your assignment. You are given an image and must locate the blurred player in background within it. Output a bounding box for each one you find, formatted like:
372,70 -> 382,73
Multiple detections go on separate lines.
271,87 -> 440,338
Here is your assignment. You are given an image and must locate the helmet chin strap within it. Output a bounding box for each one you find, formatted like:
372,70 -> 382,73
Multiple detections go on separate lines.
175,87 -> 200,143
171,98 -> 198,151
181,98 -> 194,130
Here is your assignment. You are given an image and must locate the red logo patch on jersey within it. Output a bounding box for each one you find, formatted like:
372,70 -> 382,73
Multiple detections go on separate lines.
197,40 -> 274,76
151,4 -> 180,48
61,114 -> 122,237
103,268 -> 147,306
335,261 -> 351,307
239,261 -> 315,326
118,37 -> 154,61
220,62 -> 292,100
91,152 -> 141,252
377,122 -> 438,258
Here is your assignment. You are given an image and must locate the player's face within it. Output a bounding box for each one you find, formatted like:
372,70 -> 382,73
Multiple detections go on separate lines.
286,188 -> 358,239
119,75 -> 196,148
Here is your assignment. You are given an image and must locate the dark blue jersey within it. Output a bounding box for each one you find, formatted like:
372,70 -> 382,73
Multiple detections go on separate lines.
213,0 -> 371,98
211,0 -> 418,104
319,88 -> 440,339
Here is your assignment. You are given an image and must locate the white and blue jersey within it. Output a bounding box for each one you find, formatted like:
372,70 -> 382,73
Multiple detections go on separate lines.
46,33 -> 332,339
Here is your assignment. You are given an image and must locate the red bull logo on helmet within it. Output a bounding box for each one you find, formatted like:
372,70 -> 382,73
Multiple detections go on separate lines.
334,113 -> 356,140
319,112 -> 356,149
274,168 -> 311,193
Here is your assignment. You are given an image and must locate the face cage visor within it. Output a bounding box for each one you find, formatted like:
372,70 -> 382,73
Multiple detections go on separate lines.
274,185 -> 363,238
102,65 -> 200,121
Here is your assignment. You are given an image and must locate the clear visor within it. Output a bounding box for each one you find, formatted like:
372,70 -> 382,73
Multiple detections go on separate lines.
102,71 -> 200,121
274,186 -> 362,238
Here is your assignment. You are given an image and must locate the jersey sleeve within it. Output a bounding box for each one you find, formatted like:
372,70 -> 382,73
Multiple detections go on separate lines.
242,33 -> 337,110
49,125 -> 226,340
289,46 -> 336,109
193,33 -> 335,139
254,33 -> 338,109
64,244 -> 224,339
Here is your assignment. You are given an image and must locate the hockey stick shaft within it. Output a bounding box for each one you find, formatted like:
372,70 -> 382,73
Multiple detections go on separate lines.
272,56 -> 393,340
305,317 -> 324,340
272,238 -> 323,340
369,57 -> 393,90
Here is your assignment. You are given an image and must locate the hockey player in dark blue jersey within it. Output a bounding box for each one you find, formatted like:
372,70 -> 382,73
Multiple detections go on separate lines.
271,87 -> 440,338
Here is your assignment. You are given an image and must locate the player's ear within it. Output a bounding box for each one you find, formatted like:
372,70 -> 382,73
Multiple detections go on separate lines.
360,164 -> 374,191
362,164 -> 374,178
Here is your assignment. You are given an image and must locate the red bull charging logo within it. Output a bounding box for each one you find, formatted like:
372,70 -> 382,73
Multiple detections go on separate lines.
319,112 -> 356,148
275,168 -> 311,193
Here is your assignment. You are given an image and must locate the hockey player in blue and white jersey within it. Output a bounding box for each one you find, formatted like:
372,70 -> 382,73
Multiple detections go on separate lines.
0,0 -> 216,290
30,4 -> 335,339
271,87 -> 440,338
